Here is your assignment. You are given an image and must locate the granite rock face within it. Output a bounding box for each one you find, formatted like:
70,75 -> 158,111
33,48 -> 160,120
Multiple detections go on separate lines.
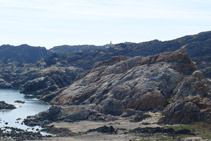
35,49 -> 208,124
52,49 -> 196,107
22,48 -> 211,125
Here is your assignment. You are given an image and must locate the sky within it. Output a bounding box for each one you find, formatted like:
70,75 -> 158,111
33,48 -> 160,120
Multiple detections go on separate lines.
0,0 -> 211,49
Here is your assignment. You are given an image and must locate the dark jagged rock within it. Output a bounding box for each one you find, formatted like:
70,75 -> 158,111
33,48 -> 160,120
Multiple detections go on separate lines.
130,113 -> 151,122
120,109 -> 151,122
0,101 -> 16,109
14,100 -> 25,104
87,126 -> 117,134
41,125 -> 75,137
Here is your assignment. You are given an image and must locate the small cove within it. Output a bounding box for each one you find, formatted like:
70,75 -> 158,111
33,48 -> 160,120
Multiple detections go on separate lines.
0,89 -> 50,132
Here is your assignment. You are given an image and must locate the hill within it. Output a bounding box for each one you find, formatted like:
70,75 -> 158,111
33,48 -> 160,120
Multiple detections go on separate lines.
48,31 -> 211,77
0,44 -> 52,64
50,45 -> 107,54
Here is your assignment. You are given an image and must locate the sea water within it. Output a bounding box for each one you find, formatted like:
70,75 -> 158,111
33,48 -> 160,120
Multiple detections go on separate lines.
0,89 -> 50,132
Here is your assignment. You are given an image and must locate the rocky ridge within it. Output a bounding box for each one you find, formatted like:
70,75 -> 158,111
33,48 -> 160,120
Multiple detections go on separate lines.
0,32 -> 210,99
0,44 -> 51,64
25,48 -> 211,125
50,31 -> 211,78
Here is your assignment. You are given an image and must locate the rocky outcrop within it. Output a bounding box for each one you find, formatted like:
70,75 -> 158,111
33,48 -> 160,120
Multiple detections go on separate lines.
31,49 -> 206,124
23,48 -> 211,125
159,96 -> 211,124
87,126 -> 117,134
52,49 -> 196,105
158,71 -> 211,124
21,66 -> 84,101
0,61 -> 84,101
24,104 -> 115,126
0,101 -> 16,109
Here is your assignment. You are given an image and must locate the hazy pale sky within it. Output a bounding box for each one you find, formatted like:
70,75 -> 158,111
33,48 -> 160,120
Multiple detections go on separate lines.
0,0 -> 211,49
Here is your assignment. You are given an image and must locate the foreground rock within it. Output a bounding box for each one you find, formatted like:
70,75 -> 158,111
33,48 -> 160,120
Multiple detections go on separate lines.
41,125 -> 75,137
0,127 -> 43,141
87,125 -> 117,134
24,105 -> 118,126
0,101 -> 16,110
